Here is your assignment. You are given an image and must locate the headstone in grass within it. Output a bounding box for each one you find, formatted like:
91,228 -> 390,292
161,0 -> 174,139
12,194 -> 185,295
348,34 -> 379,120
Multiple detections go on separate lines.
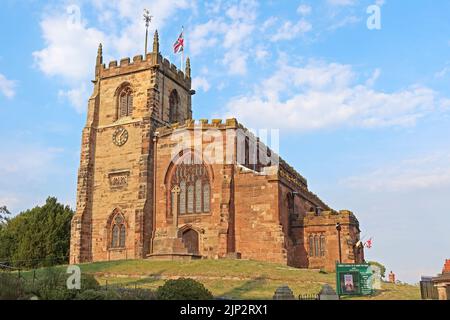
318,284 -> 339,300
273,285 -> 295,300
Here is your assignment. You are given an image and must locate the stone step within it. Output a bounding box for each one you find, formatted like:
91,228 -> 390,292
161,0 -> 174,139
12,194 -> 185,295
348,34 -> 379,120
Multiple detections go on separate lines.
152,237 -> 190,255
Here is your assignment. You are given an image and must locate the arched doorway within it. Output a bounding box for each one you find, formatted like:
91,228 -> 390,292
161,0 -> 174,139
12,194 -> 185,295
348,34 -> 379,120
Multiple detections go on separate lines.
181,229 -> 199,255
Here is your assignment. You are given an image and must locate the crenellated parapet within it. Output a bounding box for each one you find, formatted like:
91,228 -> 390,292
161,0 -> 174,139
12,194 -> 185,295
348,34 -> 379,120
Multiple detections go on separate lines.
278,158 -> 308,190
304,209 -> 360,228
95,31 -> 191,90
99,53 -> 190,87
157,118 -> 241,136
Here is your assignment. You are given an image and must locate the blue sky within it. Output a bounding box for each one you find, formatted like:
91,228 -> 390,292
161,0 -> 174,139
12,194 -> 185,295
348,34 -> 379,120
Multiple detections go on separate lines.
1,0 -> 450,283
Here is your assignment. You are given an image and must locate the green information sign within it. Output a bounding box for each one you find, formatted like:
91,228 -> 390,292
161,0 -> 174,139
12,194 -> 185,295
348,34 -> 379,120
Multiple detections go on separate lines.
336,263 -> 374,296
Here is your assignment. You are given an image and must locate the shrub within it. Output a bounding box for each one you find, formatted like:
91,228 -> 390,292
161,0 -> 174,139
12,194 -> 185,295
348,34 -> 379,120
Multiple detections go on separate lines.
156,278 -> 213,300
115,287 -> 156,300
76,289 -> 108,300
30,268 -> 100,300
368,261 -> 386,279
0,273 -> 28,300
0,198 -> 74,269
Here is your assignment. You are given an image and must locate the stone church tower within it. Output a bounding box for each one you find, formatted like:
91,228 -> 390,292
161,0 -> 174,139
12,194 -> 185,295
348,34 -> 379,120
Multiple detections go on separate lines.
71,32 -> 365,271
70,32 -> 194,263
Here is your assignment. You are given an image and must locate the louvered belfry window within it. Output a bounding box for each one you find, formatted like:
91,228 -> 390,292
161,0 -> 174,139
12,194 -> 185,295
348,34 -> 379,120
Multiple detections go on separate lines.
119,87 -> 133,118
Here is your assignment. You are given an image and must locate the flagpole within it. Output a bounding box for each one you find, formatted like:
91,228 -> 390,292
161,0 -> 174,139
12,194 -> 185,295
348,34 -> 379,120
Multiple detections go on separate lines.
181,26 -> 184,71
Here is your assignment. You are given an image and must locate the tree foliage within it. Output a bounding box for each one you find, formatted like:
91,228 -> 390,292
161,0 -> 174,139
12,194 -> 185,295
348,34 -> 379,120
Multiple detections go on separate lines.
368,261 -> 386,279
0,206 -> 11,225
0,197 -> 74,268
156,278 -> 213,300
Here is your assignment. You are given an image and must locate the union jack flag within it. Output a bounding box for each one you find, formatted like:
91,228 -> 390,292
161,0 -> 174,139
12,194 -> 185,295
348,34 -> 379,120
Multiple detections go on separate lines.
173,29 -> 184,54
364,238 -> 373,249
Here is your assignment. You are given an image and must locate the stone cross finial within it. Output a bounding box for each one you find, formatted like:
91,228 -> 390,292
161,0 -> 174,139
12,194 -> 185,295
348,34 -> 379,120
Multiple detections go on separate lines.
153,30 -> 160,54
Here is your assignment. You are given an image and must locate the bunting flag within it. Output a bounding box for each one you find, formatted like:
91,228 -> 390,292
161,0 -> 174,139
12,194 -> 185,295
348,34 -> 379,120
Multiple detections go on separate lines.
173,29 -> 184,54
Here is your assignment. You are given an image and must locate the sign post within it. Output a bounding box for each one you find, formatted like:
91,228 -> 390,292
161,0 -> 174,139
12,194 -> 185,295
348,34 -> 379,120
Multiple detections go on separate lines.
336,263 -> 374,296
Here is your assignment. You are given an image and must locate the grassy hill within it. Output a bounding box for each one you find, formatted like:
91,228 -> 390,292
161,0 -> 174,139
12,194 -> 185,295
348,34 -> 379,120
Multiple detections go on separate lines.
23,259 -> 420,300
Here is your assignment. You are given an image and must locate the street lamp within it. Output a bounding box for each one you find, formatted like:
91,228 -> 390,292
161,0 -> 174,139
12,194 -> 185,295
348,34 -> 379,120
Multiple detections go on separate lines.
336,222 -> 342,264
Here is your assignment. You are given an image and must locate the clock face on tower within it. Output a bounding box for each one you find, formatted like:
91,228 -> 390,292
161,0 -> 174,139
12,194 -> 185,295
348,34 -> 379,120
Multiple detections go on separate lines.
112,127 -> 129,147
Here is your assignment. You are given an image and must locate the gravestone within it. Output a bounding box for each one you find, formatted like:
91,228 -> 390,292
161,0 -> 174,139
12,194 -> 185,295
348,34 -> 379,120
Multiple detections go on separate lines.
273,285 -> 295,300
318,284 -> 339,300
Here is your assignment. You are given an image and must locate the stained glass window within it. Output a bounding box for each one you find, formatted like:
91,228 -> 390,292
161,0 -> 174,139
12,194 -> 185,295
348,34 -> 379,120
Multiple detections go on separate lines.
112,225 -> 119,248
314,235 -> 319,257
195,180 -> 202,213
179,181 -> 186,215
170,159 -> 211,216
187,185 -> 194,214
320,235 -> 326,257
203,184 -> 210,212
111,213 -> 126,249
309,235 -> 314,257
119,225 -> 126,248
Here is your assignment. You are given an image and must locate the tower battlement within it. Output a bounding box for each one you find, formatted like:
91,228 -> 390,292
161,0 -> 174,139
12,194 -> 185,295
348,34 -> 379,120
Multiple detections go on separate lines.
95,31 -> 191,90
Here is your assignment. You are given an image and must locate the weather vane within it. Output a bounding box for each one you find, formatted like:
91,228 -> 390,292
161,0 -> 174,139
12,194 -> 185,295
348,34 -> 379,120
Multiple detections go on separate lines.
144,9 -> 153,56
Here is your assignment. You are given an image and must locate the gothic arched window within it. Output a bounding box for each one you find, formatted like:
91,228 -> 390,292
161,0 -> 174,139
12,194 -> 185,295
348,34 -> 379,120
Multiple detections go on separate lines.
314,235 -> 319,257
118,86 -> 133,118
309,235 -> 314,257
110,213 -> 126,249
170,157 -> 211,217
320,235 -> 326,257
169,90 -> 180,123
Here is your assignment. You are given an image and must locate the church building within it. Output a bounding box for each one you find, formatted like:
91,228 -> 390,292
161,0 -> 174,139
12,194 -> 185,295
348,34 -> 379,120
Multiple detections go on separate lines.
70,32 -> 364,271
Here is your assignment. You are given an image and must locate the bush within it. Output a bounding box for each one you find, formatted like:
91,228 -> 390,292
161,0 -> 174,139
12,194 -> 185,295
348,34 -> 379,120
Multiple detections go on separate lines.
368,261 -> 386,279
156,278 -> 213,300
115,287 -> 156,300
30,268 -> 100,300
76,289 -> 108,300
0,273 -> 28,300
0,197 -> 74,269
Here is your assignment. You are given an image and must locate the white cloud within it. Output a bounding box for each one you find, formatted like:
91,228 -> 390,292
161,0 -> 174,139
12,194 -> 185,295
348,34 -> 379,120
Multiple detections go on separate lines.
222,59 -> 449,131
271,20 -> 312,42
0,73 -> 16,99
189,0 -> 259,75
344,152 -> 450,192
58,84 -> 89,114
328,15 -> 361,31
297,4 -> 312,16
223,49 -> 249,75
192,76 -> 211,92
33,16 -> 106,82
262,17 -> 278,31
189,20 -> 227,56
327,0 -> 356,6
33,1 -> 193,112
435,64 -> 450,78
255,48 -> 269,61
365,68 -> 381,87
0,143 -> 73,213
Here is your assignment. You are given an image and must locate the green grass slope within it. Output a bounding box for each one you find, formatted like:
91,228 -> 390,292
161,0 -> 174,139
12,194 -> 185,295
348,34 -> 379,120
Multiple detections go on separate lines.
23,259 -> 421,300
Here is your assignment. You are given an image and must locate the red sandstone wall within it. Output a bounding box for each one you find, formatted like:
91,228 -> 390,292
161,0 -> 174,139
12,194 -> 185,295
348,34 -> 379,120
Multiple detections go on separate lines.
153,130 -> 229,258
233,169 -> 287,264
